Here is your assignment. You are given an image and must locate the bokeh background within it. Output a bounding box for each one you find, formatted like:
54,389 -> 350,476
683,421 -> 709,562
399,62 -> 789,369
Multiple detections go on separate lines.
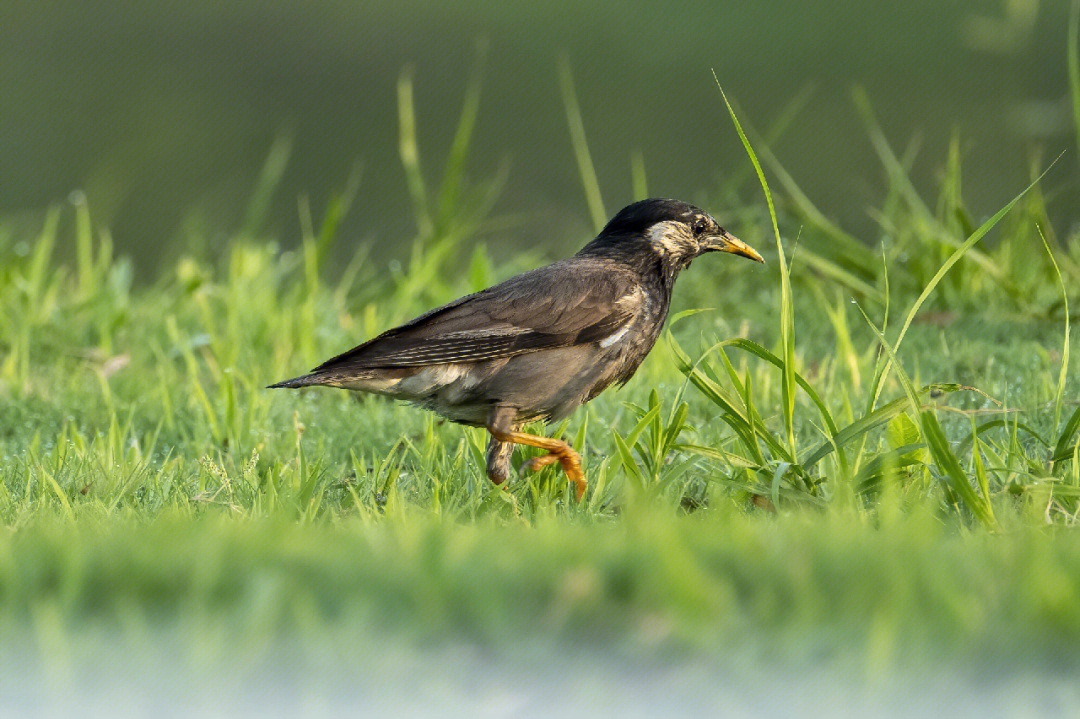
2,0 -> 1075,269
5,5 -> 1080,714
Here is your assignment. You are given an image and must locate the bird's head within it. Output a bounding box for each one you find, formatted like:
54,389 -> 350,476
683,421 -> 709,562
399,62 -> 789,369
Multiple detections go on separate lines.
579,198 -> 764,270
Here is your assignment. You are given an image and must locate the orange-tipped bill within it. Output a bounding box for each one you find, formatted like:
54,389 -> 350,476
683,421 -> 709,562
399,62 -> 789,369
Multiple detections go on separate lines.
707,230 -> 764,263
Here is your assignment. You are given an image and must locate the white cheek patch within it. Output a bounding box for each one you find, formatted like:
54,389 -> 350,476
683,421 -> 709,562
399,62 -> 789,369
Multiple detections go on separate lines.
646,220 -> 694,256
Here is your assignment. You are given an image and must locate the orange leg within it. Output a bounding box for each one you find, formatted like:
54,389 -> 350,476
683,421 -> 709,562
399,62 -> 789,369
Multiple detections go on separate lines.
486,407 -> 586,501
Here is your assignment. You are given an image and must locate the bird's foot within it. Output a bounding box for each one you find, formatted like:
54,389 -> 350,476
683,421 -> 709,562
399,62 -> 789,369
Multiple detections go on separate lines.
486,408 -> 586,502
522,448 -> 586,501
521,453 -> 561,472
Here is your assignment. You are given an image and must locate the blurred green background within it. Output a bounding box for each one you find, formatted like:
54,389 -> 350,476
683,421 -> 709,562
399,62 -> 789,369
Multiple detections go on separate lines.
5,6 -> 1080,706
2,1 -> 1074,269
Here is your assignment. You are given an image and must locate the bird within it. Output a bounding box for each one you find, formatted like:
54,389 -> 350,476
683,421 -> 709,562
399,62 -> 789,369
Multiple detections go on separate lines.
269,198 -> 763,500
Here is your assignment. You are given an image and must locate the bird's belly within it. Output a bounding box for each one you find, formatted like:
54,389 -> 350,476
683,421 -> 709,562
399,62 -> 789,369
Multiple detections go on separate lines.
348,337 -> 646,427
386,361 -> 503,426
468,345 -> 622,423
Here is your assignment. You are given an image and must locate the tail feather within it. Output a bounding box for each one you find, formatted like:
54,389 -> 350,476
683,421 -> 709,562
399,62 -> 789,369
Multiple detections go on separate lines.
268,367 -> 390,390
266,373 -> 327,389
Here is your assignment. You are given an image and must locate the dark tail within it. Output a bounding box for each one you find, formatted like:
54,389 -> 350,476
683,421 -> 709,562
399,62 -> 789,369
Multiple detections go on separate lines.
266,373 -> 326,389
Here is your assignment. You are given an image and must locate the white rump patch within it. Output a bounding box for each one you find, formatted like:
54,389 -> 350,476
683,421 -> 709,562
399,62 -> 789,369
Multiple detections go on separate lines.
397,364 -> 469,396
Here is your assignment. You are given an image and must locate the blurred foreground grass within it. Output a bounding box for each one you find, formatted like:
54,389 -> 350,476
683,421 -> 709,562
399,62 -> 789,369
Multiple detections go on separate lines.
6,508 -> 1080,670
1,76 -> 1080,671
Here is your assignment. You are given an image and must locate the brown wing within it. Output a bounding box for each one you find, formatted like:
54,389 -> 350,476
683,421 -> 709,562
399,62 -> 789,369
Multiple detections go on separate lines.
311,258 -> 638,373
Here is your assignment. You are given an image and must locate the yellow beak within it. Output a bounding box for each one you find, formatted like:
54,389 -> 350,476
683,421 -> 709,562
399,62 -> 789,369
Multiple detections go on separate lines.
707,230 -> 765,263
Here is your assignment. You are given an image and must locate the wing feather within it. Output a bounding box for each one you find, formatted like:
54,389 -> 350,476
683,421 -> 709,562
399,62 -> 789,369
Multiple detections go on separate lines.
310,259 -> 637,374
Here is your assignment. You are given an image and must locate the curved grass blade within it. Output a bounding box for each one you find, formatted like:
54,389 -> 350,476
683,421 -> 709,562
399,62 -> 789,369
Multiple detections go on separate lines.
1054,406 -> 1080,463
714,73 -> 796,457
397,70 -> 432,237
1039,226 -> 1071,443
678,444 -> 761,470
716,337 -> 839,437
958,419 -> 1049,451
867,151 -> 1062,409
559,55 -> 606,232
435,42 -> 486,233
802,386 -> 961,470
857,304 -> 996,527
853,443 -> 926,491
669,335 -> 784,465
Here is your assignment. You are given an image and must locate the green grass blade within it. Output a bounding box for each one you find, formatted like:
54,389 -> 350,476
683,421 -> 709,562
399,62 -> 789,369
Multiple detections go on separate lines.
612,430 -> 644,490
241,136 -> 291,238
1039,226 -> 1070,437
397,68 -> 432,237
868,155 -> 1060,409
714,74 -> 796,457
852,444 -> 925,490
669,336 -> 774,465
857,304 -> 996,526
435,43 -> 486,232
558,55 -> 606,232
669,336 -> 750,427
718,338 -> 839,437
1054,406 -> 1080,463
802,387 -> 959,470
922,411 -> 995,527
624,403 -> 662,452
678,444 -> 759,470
630,150 -> 648,200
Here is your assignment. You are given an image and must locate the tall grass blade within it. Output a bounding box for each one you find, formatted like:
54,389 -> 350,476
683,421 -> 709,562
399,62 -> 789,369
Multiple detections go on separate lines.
435,42 -> 486,232
75,198 -> 94,298
1039,226 -> 1070,435
29,206 -> 60,298
802,386 -> 960,469
241,136 -> 291,237
921,411 -> 996,527
1054,406 -> 1080,463
558,55 -> 606,232
714,73 -> 796,456
857,304 -> 996,527
398,68 -> 432,237
631,151 -> 648,200
712,337 -> 839,437
867,156 -> 1060,409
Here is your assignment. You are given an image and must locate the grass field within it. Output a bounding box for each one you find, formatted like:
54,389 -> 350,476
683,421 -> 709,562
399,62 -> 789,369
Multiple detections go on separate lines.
3,65 -> 1080,707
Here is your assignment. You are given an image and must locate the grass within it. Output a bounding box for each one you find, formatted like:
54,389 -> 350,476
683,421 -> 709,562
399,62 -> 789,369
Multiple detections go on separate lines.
2,62 -> 1080,675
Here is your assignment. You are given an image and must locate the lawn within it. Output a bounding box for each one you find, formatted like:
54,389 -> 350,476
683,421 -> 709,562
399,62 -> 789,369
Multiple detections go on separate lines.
2,73 -> 1080,694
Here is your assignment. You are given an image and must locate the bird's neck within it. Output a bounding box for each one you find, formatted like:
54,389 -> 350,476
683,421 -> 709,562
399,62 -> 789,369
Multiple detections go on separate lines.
575,242 -> 684,317
626,251 -> 682,301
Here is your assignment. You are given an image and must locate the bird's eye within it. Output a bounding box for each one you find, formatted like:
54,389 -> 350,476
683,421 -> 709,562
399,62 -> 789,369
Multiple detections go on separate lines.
691,218 -> 708,237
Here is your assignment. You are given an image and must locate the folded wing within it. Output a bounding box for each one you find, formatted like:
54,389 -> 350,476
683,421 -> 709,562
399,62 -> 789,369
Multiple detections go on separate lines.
307,259 -> 638,377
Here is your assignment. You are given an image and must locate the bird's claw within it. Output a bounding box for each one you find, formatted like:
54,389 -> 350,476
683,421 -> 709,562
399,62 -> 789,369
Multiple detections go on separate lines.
521,450 -> 586,502
521,453 -> 562,473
